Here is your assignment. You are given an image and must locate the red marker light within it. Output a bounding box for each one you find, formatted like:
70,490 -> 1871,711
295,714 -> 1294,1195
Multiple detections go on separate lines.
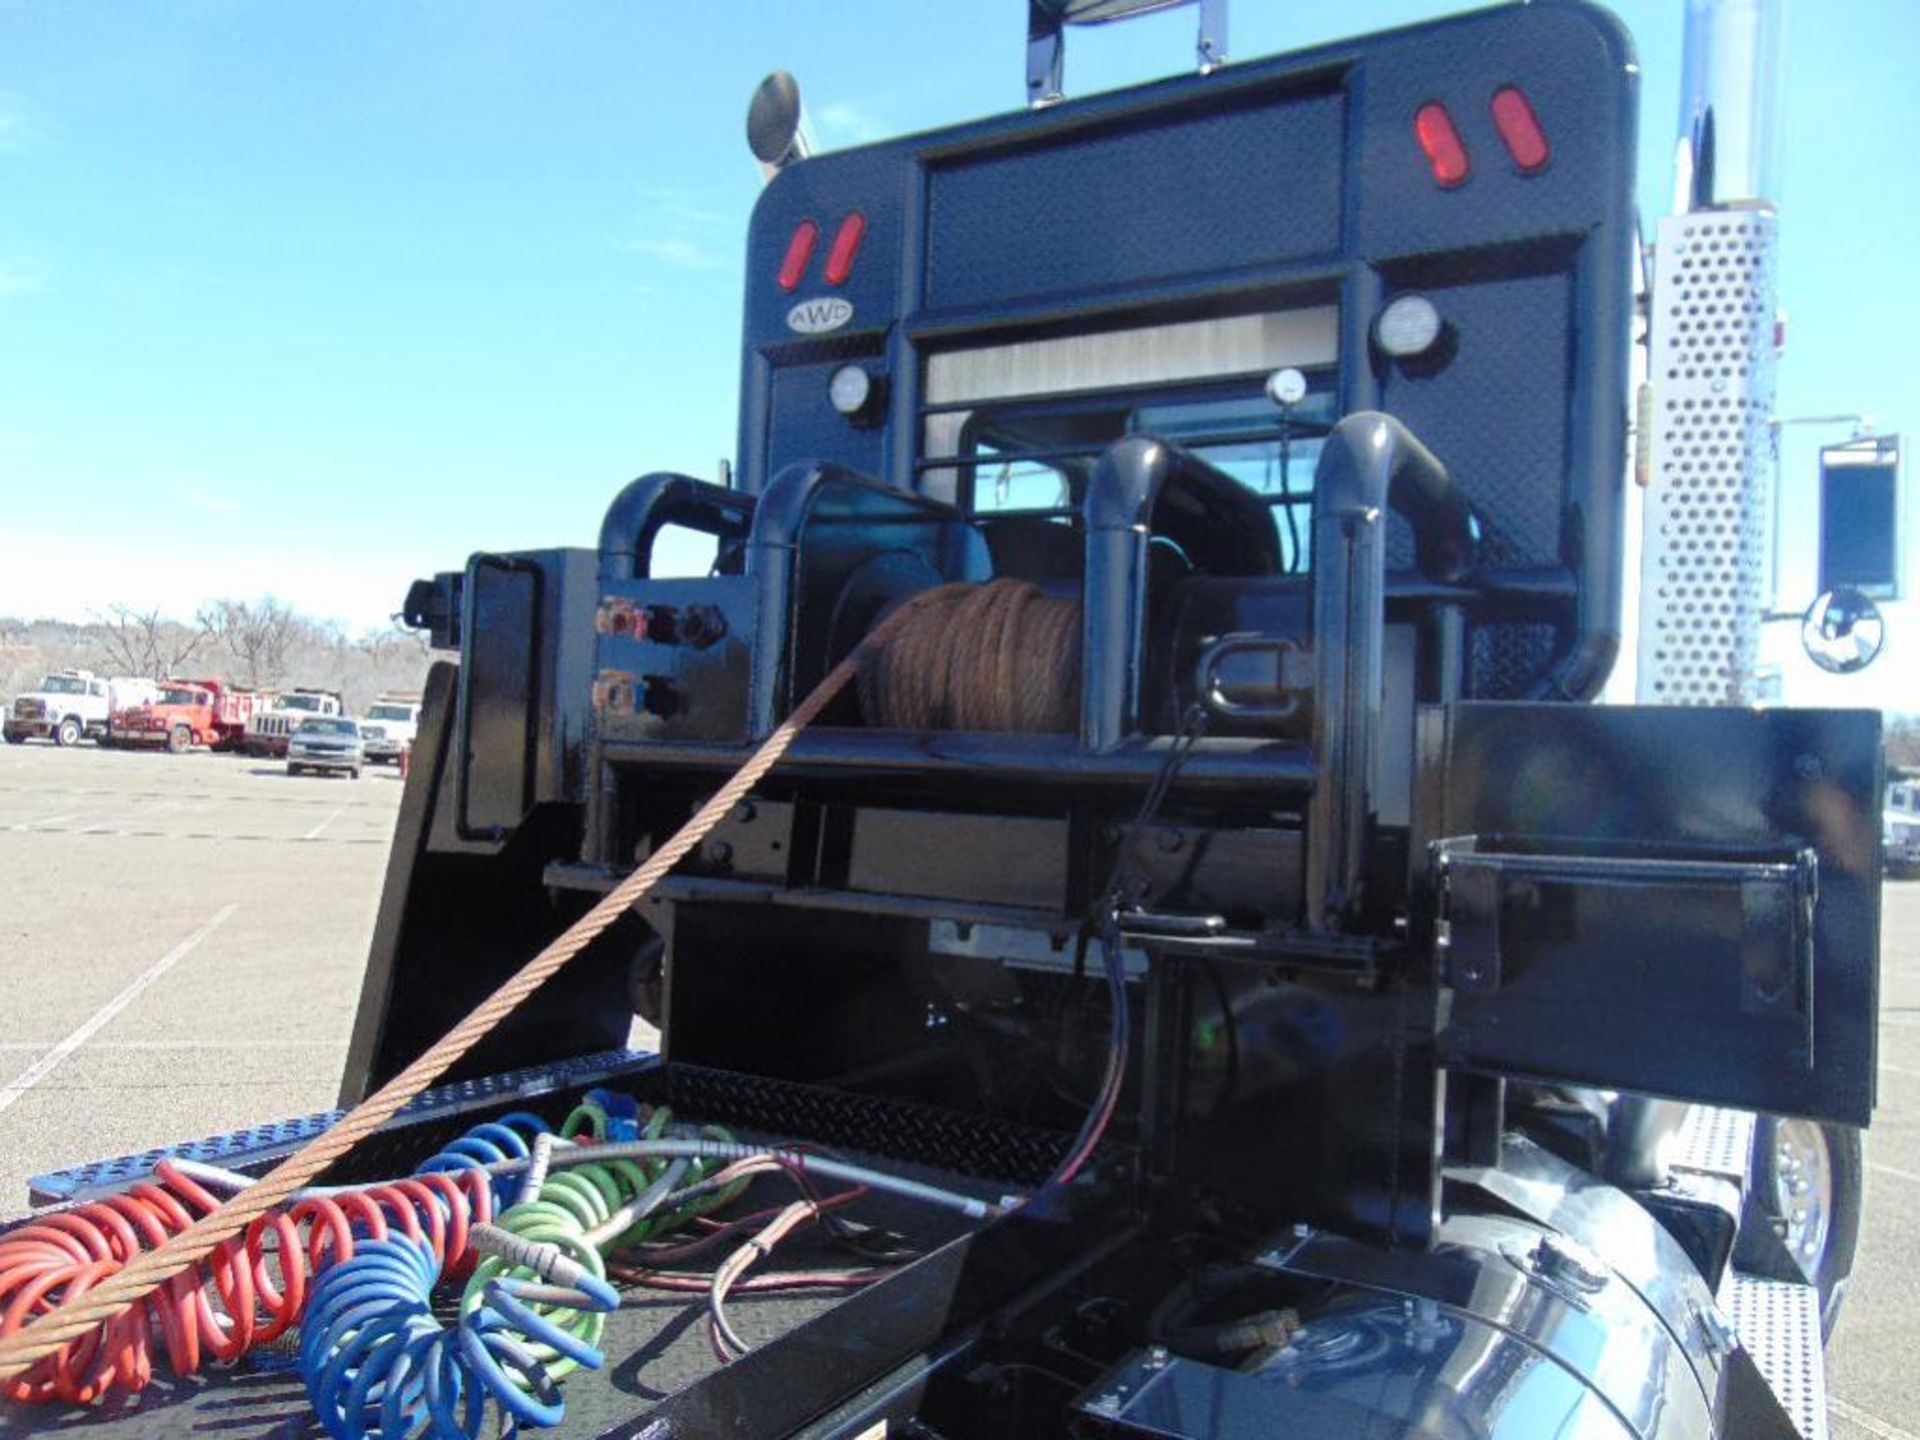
823,211 -> 866,286
778,219 -> 819,292
1414,102 -> 1470,188
1490,87 -> 1550,172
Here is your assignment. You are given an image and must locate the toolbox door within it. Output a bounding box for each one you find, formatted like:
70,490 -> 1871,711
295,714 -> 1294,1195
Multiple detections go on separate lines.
1419,703 -> 1880,1126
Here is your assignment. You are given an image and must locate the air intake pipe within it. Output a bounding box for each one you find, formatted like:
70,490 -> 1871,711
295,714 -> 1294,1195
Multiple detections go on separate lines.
1305,413 -> 1472,931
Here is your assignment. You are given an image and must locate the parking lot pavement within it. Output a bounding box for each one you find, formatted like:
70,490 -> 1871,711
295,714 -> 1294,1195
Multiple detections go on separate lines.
0,738 -> 1915,1433
1828,876 -> 1920,1439
0,740 -> 402,1214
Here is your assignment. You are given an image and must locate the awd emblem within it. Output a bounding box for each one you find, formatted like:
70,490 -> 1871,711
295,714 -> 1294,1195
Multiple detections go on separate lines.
786,297 -> 853,334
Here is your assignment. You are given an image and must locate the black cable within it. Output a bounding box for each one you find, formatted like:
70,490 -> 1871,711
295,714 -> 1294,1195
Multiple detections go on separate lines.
1039,706 -> 1209,1193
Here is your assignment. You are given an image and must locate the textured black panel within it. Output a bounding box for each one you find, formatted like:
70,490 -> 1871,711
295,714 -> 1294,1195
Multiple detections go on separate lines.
925,87 -> 1345,312
1383,270 -> 1574,568
1471,621 -> 1560,700
665,1064 -> 1075,1185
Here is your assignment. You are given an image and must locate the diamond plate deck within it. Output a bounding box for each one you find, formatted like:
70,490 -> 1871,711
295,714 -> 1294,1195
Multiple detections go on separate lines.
1725,1271 -> 1830,1440
26,1047 -> 657,1205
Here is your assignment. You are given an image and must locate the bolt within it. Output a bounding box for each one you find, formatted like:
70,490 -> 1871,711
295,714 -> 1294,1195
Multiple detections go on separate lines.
1156,828 -> 1185,854
734,800 -> 757,824
1144,1345 -> 1170,1369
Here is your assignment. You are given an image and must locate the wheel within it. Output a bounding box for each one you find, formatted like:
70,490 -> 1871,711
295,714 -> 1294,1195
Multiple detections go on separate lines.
97,734 -> 117,750
349,768 -> 361,780
166,725 -> 191,754
287,763 -> 302,777
1749,1116 -> 1863,1338
54,717 -> 81,748
3,730 -> 23,745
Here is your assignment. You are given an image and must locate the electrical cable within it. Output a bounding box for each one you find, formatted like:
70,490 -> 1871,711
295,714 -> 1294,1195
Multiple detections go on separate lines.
1038,704 -> 1209,1194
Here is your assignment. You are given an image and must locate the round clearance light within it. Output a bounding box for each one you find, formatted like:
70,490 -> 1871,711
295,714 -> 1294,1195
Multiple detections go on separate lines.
828,363 -> 885,425
1266,367 -> 1309,408
1374,294 -> 1444,358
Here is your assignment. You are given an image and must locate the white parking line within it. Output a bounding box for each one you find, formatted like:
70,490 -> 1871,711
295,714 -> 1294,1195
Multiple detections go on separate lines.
0,1039 -> 340,1052
303,804 -> 348,841
0,903 -> 239,1123
1868,1160 -> 1920,1187
1832,1396 -> 1920,1440
3,813 -> 77,833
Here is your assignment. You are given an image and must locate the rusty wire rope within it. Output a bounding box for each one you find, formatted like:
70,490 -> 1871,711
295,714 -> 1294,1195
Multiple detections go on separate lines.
857,579 -> 1080,733
0,577 -> 1082,1388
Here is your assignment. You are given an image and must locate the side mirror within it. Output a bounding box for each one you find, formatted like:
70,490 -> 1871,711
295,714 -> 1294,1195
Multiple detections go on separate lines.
747,71 -> 813,183
1801,587 -> 1886,675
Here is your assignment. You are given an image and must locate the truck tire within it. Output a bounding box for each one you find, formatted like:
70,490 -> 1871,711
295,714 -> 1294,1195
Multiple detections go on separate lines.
3,730 -> 24,745
167,725 -> 192,755
350,767 -> 362,780
1750,1117 -> 1863,1339
55,717 -> 82,748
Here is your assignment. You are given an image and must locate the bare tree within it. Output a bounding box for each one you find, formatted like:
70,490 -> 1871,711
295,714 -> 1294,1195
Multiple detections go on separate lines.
197,597 -> 305,690
1889,714 -> 1920,771
354,624 -> 428,668
90,604 -> 209,679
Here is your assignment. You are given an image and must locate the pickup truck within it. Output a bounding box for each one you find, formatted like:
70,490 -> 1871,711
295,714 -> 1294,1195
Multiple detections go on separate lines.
358,695 -> 421,764
1889,777 -> 1920,877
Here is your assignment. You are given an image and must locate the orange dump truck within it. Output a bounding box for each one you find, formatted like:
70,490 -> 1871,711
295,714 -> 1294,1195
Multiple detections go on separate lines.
105,678 -> 259,753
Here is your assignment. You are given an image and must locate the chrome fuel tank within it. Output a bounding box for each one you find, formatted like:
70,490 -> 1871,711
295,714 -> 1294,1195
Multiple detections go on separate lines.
1074,1202 -> 1719,1439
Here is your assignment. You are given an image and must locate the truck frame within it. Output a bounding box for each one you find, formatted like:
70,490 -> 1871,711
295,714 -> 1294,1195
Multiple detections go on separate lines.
1,4 -> 1881,1437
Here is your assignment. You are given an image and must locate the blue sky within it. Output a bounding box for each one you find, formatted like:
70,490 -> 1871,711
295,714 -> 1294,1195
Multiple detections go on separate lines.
0,1 -> 1914,705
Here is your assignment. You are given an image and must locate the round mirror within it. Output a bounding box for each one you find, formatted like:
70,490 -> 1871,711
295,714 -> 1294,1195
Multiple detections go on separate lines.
747,71 -> 812,176
1801,587 -> 1886,674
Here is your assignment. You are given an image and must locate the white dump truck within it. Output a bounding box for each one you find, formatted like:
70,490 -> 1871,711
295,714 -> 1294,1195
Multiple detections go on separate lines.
3,670 -> 157,747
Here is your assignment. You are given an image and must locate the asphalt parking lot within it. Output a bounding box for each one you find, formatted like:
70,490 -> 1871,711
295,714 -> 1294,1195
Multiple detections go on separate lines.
0,741 -> 401,1213
0,738 -> 1915,1435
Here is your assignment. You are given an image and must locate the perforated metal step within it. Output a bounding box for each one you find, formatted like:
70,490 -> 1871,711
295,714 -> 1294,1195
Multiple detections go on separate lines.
1673,1104 -> 1756,1187
1725,1271 -> 1829,1440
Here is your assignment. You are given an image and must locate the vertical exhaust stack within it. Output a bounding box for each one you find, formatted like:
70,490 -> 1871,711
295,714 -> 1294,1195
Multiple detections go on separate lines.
1635,0 -> 1787,705
1677,0 -> 1785,211
747,70 -> 814,183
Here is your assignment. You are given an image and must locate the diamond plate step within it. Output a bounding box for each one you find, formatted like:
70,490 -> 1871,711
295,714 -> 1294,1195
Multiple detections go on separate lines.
1724,1271 -> 1829,1440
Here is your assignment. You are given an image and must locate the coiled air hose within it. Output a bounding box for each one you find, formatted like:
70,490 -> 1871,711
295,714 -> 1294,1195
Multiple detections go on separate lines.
0,582 -> 1083,1400
0,1097 -> 751,1428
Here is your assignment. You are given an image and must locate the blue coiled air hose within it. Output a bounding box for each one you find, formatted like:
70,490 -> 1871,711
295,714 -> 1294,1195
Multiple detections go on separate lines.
414,1110 -> 553,1211
298,1235 -> 618,1440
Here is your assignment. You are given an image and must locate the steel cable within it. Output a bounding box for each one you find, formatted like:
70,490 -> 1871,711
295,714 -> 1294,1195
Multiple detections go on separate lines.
0,591 -> 948,1384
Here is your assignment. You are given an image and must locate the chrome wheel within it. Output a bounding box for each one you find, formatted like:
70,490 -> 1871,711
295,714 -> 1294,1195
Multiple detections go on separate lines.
1769,1118 -> 1834,1279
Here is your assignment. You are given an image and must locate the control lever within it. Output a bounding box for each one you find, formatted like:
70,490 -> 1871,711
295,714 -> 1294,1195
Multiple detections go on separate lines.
1114,907 -> 1228,940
